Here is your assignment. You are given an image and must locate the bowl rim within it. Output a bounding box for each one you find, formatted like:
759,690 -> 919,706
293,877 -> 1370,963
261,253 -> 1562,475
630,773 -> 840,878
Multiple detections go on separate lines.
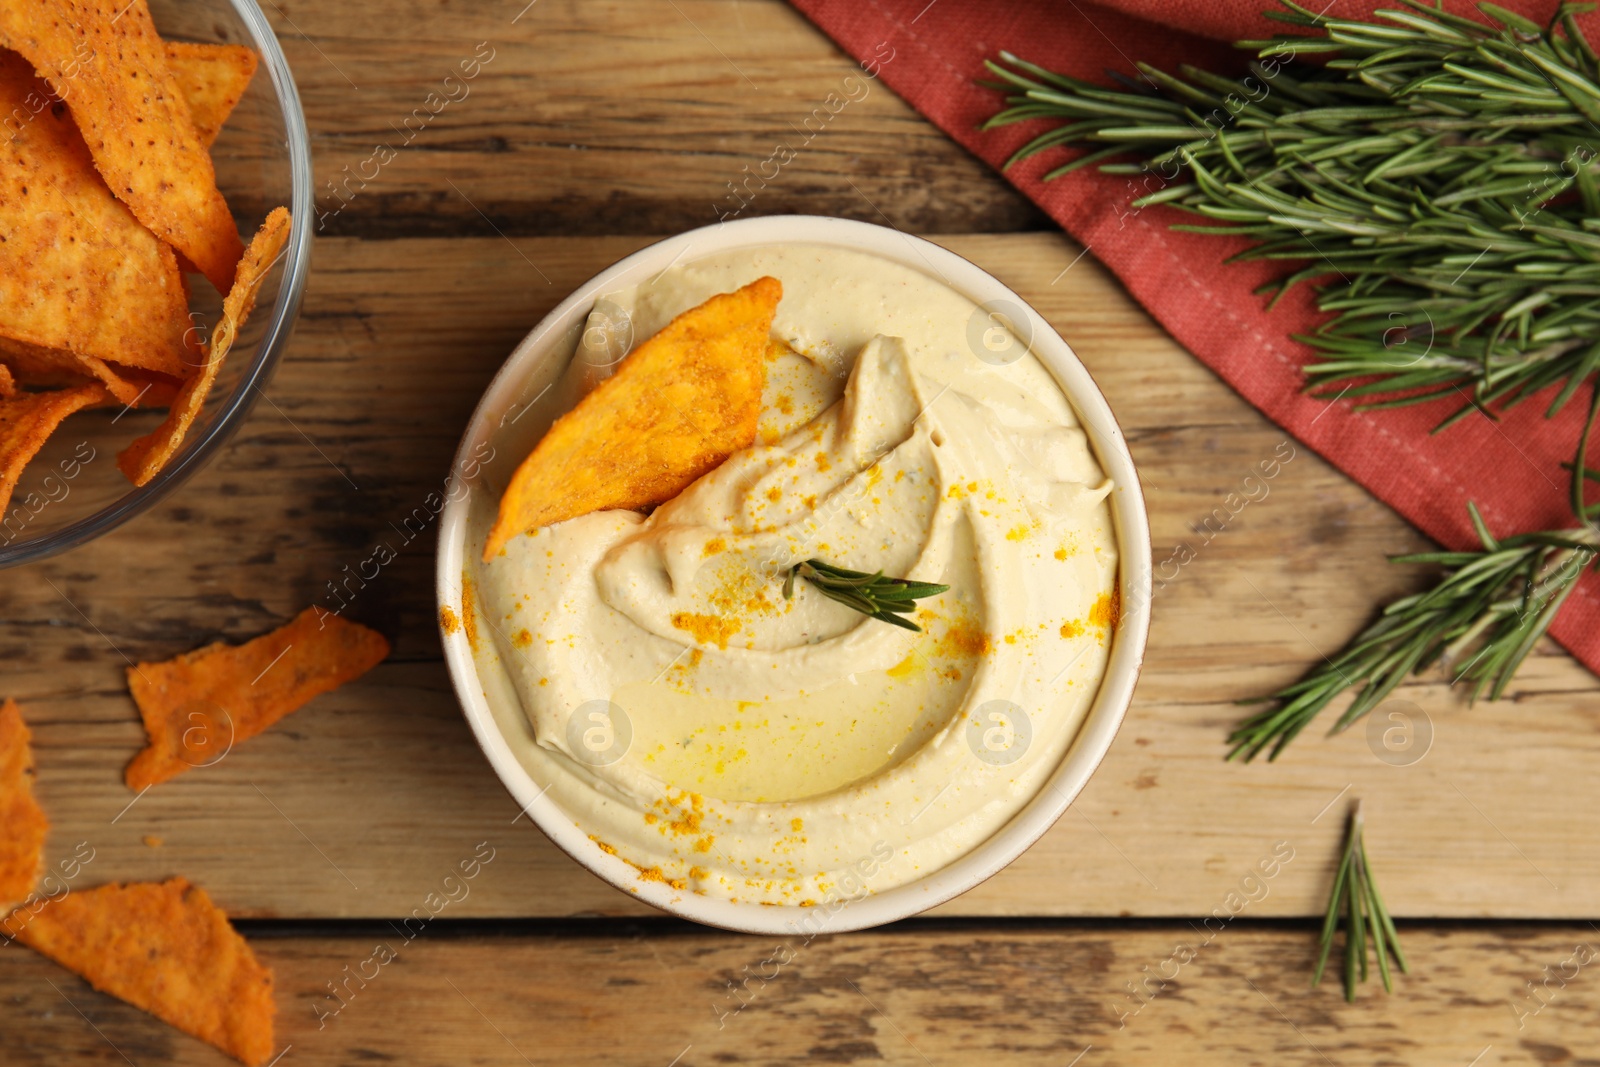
0,0 -> 314,568
436,215 -> 1153,935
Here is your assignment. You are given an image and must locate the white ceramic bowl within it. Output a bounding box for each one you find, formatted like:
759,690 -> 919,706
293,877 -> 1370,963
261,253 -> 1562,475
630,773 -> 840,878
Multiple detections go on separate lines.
437,216 -> 1152,934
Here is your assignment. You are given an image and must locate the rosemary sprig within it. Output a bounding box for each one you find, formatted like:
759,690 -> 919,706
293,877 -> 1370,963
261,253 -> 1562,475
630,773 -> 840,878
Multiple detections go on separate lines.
984,2 -> 1600,425
1314,802 -> 1407,1002
1230,387 -> 1600,761
1230,511 -> 1599,759
781,559 -> 949,632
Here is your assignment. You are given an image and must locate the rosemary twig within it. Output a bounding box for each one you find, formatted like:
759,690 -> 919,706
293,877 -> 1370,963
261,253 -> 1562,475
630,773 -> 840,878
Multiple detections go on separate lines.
1230,510 -> 1599,759
985,1 -> 1600,425
988,2 -> 1600,758
781,559 -> 949,632
1230,386 -> 1600,761
1314,802 -> 1407,1002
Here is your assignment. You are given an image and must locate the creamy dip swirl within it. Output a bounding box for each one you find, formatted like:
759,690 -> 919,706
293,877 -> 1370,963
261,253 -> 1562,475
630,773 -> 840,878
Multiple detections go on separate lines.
469,245 -> 1118,907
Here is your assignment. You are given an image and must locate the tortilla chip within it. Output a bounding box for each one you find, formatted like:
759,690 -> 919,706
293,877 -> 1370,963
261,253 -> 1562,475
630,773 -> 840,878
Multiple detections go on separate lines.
162,42 -> 257,275
0,365 -> 14,399
71,360 -> 184,409
0,877 -> 274,1066
0,51 -> 191,378
89,367 -> 182,410
0,2 -> 246,292
124,607 -> 389,790
483,276 -> 781,559
0,383 -> 107,516
164,41 -> 258,147
0,698 -> 48,912
0,336 -> 154,406
1,341 -> 179,409
117,208 -> 289,486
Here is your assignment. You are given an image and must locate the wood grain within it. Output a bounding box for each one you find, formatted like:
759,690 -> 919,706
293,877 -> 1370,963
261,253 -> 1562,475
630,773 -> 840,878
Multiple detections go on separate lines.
3,234 -> 1596,921
199,0 -> 1046,236
2,920 -> 1594,1066
4,1 -> 1592,1060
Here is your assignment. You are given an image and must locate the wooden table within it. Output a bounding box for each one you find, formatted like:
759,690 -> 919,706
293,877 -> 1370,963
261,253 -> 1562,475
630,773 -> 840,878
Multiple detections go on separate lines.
4,2 -> 1599,1063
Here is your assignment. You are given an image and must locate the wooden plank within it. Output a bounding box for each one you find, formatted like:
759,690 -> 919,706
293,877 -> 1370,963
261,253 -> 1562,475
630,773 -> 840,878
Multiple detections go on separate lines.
4,234 -> 1597,920
195,0 -> 1044,235
2,920 -> 1593,1065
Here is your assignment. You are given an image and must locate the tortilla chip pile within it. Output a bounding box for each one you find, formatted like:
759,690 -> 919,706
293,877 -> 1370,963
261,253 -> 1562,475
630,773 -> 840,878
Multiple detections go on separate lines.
126,607 -> 391,789
0,609 -> 387,1063
484,275 -> 783,559
0,1 -> 244,290
0,0 -> 291,522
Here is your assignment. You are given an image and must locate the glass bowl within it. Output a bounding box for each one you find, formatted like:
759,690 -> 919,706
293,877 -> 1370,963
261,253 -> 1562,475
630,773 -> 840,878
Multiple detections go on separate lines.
0,0 -> 312,567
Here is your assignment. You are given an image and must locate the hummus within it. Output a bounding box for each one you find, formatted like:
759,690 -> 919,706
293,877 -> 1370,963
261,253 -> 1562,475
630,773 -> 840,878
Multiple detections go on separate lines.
467,244 -> 1118,907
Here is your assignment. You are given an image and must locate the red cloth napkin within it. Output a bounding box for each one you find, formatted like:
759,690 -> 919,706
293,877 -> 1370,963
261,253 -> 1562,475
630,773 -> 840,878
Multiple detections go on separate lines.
789,0 -> 1600,675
